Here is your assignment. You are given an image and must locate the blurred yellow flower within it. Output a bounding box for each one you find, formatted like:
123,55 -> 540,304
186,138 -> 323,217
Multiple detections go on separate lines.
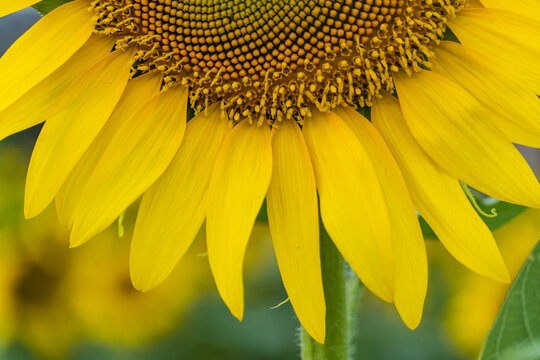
0,0 -> 539,343
65,222 -> 212,346
441,209 -> 540,356
0,146 -> 211,358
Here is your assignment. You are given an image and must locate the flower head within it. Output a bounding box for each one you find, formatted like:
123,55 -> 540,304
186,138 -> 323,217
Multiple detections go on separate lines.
0,146 -> 208,358
0,0 -> 539,343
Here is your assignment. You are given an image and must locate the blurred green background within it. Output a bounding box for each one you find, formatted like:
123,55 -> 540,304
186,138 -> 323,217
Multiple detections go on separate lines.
1,7 -> 540,360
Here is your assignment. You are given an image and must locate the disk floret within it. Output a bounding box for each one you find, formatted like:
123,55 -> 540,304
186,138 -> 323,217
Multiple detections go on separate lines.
92,0 -> 466,124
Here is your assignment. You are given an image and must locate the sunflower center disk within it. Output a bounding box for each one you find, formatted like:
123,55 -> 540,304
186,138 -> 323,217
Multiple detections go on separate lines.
93,0 -> 464,123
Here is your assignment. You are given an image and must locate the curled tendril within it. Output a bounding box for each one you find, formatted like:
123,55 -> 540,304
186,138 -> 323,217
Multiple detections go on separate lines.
460,181 -> 498,218
270,297 -> 290,310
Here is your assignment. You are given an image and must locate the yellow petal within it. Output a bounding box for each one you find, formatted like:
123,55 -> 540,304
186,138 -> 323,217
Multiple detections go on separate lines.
69,85 -> 189,247
335,106 -> 427,330
394,70 -> 540,208
372,92 -> 509,283
266,118 -> 325,343
452,9 -> 539,58
0,34 -> 115,142
130,104 -> 229,291
206,121 -> 273,321
468,0 -> 483,7
479,0 -> 540,19
444,39 -> 539,99
25,48 -> 134,218
431,41 -> 540,148
0,0 -> 40,17
449,9 -> 540,93
302,109 -> 393,303
0,0 -> 95,112
55,72 -> 163,229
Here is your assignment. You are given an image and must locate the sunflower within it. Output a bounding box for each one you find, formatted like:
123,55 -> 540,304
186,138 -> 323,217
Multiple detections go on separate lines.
0,0 -> 539,343
0,145 -> 213,358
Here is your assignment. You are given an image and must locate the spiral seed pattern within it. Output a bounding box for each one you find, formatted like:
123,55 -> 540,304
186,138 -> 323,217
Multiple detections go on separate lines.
92,0 -> 465,123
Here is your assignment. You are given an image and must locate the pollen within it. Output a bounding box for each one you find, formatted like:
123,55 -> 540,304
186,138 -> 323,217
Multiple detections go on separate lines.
91,0 -> 465,124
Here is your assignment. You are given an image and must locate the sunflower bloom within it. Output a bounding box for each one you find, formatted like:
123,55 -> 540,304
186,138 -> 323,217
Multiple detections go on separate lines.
0,145 -> 210,358
1,0 -> 539,343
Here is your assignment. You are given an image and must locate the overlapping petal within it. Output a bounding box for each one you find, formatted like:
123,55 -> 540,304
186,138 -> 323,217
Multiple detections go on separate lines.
394,70 -> 540,209
69,84 -> 189,247
0,34 -> 115,142
0,0 -> 40,17
449,8 -> 540,93
266,118 -> 325,343
303,110 -> 394,302
0,0 -> 95,112
206,121 -> 273,320
479,0 -> 540,19
372,92 -> 509,283
55,72 -> 163,229
431,41 -> 540,148
130,104 -> 229,291
335,106 -> 427,329
25,48 -> 134,218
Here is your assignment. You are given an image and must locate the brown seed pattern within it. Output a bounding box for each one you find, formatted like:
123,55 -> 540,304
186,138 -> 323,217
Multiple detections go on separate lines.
93,0 -> 464,123
130,0 -> 403,81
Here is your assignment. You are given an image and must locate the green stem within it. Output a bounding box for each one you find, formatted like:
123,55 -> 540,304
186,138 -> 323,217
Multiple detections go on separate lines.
301,224 -> 363,360
345,270 -> 363,352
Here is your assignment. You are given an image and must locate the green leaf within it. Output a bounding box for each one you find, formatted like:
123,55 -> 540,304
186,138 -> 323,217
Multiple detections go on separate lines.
421,200 -> 527,240
479,240 -> 540,360
33,0 -> 73,15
